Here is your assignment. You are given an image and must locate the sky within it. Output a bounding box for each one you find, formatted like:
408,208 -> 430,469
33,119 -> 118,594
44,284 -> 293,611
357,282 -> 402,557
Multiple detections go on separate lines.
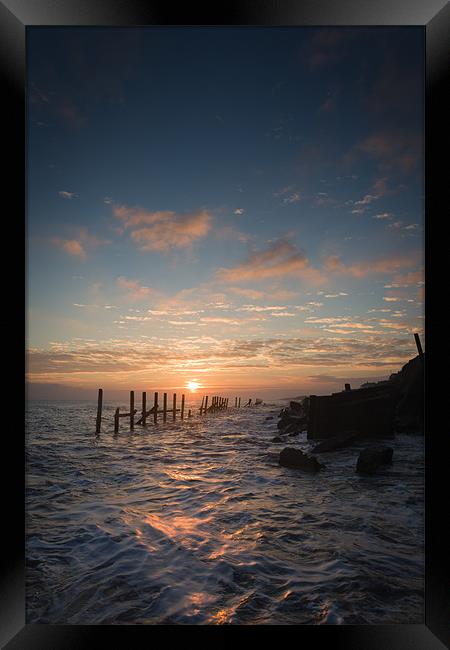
26,27 -> 424,400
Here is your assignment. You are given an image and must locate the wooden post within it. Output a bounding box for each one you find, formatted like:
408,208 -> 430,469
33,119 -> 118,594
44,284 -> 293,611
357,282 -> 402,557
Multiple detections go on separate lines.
204,395 -> 208,413
226,398 -> 229,409
95,388 -> 103,434
163,393 -> 167,422
235,397 -> 237,407
188,409 -> 192,418
130,391 -> 134,430
181,394 -> 185,419
142,392 -> 147,425
414,332 -> 424,357
154,392 -> 158,423
238,397 -> 241,408
344,383 -> 351,392
114,407 -> 119,434
173,393 -> 176,421
199,396 -> 204,414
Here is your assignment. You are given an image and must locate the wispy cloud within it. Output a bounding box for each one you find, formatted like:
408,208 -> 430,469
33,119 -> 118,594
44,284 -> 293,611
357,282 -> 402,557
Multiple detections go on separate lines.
117,276 -> 157,300
324,253 -> 419,278
112,204 -> 212,252
216,239 -> 325,284
51,228 -> 110,259
58,190 -> 78,200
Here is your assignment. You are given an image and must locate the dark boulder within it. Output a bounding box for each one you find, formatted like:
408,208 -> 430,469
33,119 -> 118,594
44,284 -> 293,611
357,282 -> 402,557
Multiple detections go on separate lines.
290,400 -> 304,414
279,447 -> 324,472
356,446 -> 394,475
277,415 -> 307,431
312,432 -> 358,453
271,436 -> 284,443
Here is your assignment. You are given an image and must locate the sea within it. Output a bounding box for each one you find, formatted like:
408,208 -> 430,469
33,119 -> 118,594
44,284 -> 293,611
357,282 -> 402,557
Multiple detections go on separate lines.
26,398 -> 424,625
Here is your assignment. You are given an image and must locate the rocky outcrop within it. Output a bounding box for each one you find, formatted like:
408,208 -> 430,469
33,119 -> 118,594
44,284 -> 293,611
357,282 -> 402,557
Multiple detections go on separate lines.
356,446 -> 393,474
312,432 -> 358,453
279,447 -> 324,472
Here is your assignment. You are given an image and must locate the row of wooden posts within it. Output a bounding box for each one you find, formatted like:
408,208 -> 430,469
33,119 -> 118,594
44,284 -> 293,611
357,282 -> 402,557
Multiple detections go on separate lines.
95,390 -> 246,434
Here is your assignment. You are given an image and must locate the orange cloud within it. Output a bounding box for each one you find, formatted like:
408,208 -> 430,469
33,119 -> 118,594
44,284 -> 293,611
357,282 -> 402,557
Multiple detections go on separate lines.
324,253 -> 419,278
112,204 -> 212,252
117,276 -> 157,300
216,240 -> 326,285
51,228 -> 109,259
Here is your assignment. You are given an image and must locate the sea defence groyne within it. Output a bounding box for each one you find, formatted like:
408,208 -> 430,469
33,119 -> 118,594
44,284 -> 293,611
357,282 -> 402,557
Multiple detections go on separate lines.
95,391 -> 260,434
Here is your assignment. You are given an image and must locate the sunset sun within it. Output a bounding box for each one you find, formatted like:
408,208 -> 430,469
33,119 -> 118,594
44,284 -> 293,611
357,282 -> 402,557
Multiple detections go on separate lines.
186,380 -> 201,392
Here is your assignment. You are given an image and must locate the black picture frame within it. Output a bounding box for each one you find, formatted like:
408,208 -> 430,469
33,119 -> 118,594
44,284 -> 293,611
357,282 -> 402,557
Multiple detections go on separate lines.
3,0 -> 448,647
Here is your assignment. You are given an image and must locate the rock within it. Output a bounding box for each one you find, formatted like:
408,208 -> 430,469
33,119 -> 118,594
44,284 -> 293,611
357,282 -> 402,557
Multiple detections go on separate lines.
272,436 -> 284,443
356,446 -> 393,475
290,400 -> 304,414
288,431 -> 300,437
279,447 -> 324,472
277,415 -> 307,431
312,432 -> 358,453
265,416 -> 274,421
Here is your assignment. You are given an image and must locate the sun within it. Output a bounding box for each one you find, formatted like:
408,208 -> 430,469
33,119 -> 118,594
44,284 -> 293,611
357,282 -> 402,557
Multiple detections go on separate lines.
186,380 -> 201,392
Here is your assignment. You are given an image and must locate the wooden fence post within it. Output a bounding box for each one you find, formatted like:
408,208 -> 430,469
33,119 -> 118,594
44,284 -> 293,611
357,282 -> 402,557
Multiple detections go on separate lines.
238,397 -> 241,408
199,396 -> 204,414
153,392 -> 158,423
163,393 -> 167,422
130,391 -> 134,430
204,395 -> 208,413
173,393 -> 177,421
181,394 -> 185,419
114,407 -> 119,434
95,388 -> 103,434
142,392 -> 147,425
414,332 -> 424,357
188,409 -> 192,418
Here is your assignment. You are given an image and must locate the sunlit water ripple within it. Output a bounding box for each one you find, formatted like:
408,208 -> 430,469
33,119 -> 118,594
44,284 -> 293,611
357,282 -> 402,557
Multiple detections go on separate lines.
26,399 -> 424,624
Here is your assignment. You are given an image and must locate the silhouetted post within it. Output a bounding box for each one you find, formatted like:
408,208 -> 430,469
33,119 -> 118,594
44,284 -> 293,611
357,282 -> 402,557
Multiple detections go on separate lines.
235,397 -> 237,407
142,392 -> 147,425
163,393 -> 167,422
199,396 -> 204,414
238,397 -> 241,408
204,395 -> 208,413
181,394 -> 185,419
188,409 -> 192,418
226,398 -> 229,409
414,332 -> 424,357
130,391 -> 134,430
114,407 -> 119,434
173,393 -> 177,421
95,388 -> 103,434
345,383 -> 351,392
153,392 -> 158,423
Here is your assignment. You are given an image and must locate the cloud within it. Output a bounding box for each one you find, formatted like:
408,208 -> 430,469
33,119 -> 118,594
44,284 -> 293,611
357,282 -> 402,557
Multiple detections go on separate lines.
234,208 -> 245,215
117,276 -> 157,300
51,228 -> 109,259
112,204 -> 212,252
351,132 -> 421,174
324,253 -> 419,278
373,212 -> 394,220
58,191 -> 78,200
216,239 -> 325,284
